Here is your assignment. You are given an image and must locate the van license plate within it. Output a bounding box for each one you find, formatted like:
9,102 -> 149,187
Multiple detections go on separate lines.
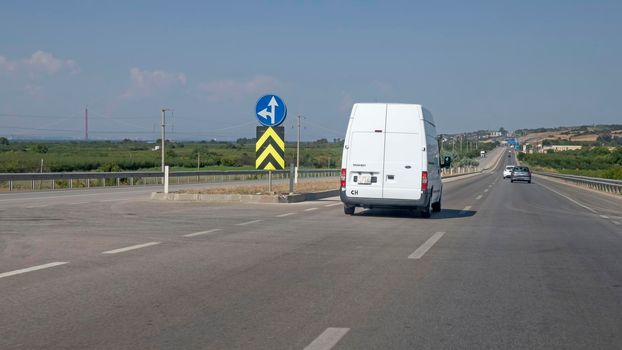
359,175 -> 372,184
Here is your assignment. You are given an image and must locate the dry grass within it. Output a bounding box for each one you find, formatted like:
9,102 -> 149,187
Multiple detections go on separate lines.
179,179 -> 339,195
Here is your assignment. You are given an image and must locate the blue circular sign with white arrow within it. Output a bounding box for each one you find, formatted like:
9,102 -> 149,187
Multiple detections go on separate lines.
255,94 -> 287,127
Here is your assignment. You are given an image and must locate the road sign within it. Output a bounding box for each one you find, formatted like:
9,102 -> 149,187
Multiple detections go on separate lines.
256,126 -> 285,170
255,95 -> 287,127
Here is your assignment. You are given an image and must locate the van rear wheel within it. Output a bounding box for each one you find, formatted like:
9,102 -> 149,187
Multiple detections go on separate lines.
431,194 -> 442,212
420,200 -> 432,218
344,205 -> 355,215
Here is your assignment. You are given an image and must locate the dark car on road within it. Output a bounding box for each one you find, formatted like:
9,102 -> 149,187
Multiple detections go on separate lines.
510,166 -> 532,183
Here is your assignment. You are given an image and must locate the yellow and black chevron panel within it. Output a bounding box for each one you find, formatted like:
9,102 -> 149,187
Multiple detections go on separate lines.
256,126 -> 285,170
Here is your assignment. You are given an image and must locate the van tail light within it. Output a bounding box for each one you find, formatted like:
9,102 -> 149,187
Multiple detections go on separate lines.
421,171 -> 428,190
340,168 -> 347,188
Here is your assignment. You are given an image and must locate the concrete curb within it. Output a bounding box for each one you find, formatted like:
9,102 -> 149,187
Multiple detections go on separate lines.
151,189 -> 339,203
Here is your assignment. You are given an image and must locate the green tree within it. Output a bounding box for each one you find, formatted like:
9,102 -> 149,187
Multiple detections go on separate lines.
33,144 -> 49,154
0,137 -> 9,145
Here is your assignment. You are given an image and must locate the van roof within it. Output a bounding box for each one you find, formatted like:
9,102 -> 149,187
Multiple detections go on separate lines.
353,103 -> 422,108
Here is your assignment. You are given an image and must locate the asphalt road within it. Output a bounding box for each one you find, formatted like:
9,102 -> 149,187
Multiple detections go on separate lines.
1,149 -> 621,349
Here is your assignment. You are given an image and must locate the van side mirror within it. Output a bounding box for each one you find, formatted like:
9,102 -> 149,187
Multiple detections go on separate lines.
441,156 -> 452,168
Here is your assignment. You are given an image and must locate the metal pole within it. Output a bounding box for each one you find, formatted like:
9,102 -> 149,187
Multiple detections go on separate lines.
161,109 -> 166,172
39,158 -> 43,190
296,115 -> 301,184
289,165 -> 295,193
164,165 -> 169,194
268,170 -> 273,192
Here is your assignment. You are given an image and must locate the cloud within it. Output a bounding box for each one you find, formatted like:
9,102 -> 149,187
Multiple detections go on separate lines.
25,51 -> 78,74
0,55 -> 17,73
122,67 -> 187,98
0,51 -> 78,76
196,75 -> 280,102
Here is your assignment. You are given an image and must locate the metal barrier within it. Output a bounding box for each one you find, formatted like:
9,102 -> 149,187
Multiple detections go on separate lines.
0,169 -> 339,192
536,172 -> 622,195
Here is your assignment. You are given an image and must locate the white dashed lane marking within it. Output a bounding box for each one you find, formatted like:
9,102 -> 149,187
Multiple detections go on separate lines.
0,262 -> 69,279
460,205 -> 472,215
102,242 -> 161,254
324,203 -> 342,207
184,228 -> 222,237
303,328 -> 350,350
476,195 -> 483,200
304,207 -> 318,212
408,232 -> 446,259
236,219 -> 262,226
276,212 -> 295,217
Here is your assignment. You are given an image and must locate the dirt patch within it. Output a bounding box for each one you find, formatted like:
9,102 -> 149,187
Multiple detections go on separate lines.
178,179 -> 338,195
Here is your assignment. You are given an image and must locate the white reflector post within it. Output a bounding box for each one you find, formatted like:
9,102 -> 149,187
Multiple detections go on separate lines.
294,166 -> 299,184
164,165 -> 169,194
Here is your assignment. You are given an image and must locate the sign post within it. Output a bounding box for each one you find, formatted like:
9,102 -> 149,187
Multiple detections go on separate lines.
255,95 -> 287,192
164,165 -> 169,194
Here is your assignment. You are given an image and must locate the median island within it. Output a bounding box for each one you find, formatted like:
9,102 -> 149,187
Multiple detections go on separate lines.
151,179 -> 339,203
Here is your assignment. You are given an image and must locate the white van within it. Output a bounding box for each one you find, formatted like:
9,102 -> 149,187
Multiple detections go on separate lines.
340,103 -> 448,217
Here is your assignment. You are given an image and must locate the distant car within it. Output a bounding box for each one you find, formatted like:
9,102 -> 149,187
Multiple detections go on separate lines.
510,166 -> 532,183
503,165 -> 515,178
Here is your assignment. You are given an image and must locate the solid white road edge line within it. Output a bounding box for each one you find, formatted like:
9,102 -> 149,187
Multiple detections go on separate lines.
236,219 -> 262,226
408,232 -> 446,259
184,228 -> 222,237
0,262 -> 69,279
536,182 -> 597,214
303,328 -> 350,350
276,212 -> 295,217
102,242 -> 161,254
304,207 -> 318,211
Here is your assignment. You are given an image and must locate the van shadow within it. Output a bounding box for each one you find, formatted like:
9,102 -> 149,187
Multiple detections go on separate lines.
354,208 -> 476,220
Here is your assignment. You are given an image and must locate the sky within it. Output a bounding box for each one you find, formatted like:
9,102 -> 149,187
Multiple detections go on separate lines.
1,0 -> 621,141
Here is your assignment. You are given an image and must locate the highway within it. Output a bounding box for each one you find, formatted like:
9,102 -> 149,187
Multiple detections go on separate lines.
1,151 -> 621,349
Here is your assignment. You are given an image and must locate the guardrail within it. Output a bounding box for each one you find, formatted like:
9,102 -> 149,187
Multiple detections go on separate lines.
0,169 -> 339,192
536,172 -> 622,195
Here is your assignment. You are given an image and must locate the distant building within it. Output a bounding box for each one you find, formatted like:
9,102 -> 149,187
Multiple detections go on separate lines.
540,145 -> 582,153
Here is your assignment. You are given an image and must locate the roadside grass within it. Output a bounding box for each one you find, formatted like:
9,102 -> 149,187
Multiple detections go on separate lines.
179,178 -> 338,195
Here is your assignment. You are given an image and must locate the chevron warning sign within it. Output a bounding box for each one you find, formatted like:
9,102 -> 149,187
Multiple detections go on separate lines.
256,126 -> 285,170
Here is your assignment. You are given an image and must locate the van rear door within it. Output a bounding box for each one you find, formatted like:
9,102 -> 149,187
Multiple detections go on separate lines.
382,104 -> 423,201
344,104 -> 386,199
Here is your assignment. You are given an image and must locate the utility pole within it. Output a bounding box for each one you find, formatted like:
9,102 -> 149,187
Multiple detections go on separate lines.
161,108 -> 169,172
85,106 -> 88,141
295,115 -> 301,183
